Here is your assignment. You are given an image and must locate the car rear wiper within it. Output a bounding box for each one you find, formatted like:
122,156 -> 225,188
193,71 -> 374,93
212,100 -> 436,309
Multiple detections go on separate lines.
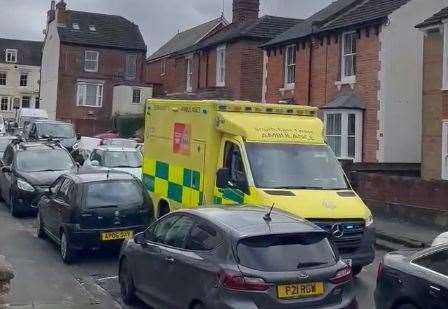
297,262 -> 326,268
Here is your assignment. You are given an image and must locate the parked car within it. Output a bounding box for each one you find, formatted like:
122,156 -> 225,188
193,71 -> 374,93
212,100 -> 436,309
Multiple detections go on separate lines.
0,141 -> 76,216
23,120 -> 78,152
70,136 -> 102,166
101,138 -> 138,149
432,232 -> 448,246
17,108 -> 48,133
36,171 -> 154,263
375,245 -> 448,309
0,136 -> 17,158
82,146 -> 142,178
119,206 -> 357,309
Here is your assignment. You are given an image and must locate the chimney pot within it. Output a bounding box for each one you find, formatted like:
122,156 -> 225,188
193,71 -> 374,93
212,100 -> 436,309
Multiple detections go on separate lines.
232,0 -> 259,24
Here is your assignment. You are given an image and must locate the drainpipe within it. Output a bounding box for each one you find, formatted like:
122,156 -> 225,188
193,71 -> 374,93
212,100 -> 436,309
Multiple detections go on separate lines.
307,40 -> 312,106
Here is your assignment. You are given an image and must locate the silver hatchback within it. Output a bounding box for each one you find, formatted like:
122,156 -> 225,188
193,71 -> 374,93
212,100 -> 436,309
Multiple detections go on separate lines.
119,206 -> 357,309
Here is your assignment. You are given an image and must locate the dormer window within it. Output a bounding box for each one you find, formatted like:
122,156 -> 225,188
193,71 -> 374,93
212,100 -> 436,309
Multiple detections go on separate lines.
72,23 -> 80,30
5,49 -> 17,63
89,25 -> 96,32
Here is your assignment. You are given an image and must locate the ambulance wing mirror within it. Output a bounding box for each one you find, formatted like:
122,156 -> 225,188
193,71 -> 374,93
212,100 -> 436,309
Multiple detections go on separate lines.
216,168 -> 231,188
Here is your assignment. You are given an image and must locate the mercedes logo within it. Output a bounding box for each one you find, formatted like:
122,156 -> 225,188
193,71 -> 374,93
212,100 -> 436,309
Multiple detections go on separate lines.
331,224 -> 344,238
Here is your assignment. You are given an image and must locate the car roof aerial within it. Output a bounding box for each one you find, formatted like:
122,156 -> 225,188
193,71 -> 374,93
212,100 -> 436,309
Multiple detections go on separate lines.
178,205 -> 323,238
67,170 -> 137,183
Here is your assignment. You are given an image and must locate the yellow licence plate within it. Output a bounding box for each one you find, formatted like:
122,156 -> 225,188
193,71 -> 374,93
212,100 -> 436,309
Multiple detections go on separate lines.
101,230 -> 133,241
277,282 -> 324,299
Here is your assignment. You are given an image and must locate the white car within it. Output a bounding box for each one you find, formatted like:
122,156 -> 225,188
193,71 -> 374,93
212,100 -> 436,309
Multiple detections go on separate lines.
81,146 -> 142,179
432,232 -> 448,247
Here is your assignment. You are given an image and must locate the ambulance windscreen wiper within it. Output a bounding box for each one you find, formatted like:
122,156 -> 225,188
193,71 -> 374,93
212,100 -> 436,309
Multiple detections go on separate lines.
270,186 -> 324,190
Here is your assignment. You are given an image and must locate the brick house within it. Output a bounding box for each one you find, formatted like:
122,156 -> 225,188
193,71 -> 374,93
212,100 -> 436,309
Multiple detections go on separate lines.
416,7 -> 448,180
146,0 -> 301,102
262,0 -> 446,163
0,38 -> 42,119
40,0 -> 148,136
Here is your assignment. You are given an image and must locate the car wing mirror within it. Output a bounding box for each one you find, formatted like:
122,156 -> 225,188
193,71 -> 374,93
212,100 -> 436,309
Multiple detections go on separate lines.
216,168 -> 230,188
134,232 -> 147,246
1,166 -> 11,173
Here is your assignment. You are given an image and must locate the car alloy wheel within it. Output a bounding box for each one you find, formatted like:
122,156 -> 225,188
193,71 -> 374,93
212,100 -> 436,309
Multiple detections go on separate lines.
36,212 -> 46,239
60,232 -> 75,264
9,194 -> 18,217
119,260 -> 136,304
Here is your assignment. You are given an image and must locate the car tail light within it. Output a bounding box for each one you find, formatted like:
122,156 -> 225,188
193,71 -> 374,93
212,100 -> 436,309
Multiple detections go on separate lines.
329,267 -> 352,284
219,271 -> 270,291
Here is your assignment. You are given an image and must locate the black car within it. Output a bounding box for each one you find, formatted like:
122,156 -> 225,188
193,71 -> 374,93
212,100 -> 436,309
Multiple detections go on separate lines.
375,244 -> 448,309
0,140 -> 76,216
24,119 -> 78,152
37,171 -> 154,263
119,206 -> 357,309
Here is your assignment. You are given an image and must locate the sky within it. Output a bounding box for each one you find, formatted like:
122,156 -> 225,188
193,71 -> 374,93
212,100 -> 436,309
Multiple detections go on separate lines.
0,0 -> 333,54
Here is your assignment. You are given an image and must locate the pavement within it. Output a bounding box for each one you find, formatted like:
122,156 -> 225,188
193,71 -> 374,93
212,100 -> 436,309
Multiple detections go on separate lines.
374,212 -> 445,251
0,203 -> 396,309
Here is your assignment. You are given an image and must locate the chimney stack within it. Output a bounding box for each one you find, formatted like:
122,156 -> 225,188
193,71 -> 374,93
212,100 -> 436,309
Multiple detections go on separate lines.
232,0 -> 259,24
55,0 -> 69,24
47,0 -> 56,25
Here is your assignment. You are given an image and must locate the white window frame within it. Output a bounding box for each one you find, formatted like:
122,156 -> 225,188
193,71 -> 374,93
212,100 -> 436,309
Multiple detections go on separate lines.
0,72 -> 6,86
216,45 -> 226,87
442,121 -> 448,180
341,32 -> 357,83
0,97 -> 9,111
84,50 -> 99,72
89,25 -> 96,32
76,82 -> 104,107
72,23 -> 80,30
5,49 -> 17,63
132,88 -> 141,104
161,59 -> 166,76
186,55 -> 193,92
284,44 -> 296,89
125,54 -> 138,79
324,109 -> 363,162
442,22 -> 448,90
19,74 -> 28,87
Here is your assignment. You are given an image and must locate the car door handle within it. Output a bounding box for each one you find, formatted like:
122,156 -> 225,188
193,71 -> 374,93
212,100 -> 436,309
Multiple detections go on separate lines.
429,285 -> 441,297
165,256 -> 175,263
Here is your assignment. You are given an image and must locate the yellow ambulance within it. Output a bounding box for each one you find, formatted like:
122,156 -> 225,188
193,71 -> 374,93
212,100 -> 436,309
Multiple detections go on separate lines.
142,99 -> 375,274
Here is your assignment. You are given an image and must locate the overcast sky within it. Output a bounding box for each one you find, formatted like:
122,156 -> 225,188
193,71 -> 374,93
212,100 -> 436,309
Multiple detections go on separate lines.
0,0 -> 332,54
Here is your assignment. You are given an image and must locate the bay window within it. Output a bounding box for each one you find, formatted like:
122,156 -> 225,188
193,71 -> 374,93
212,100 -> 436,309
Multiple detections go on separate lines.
284,45 -> 296,88
77,82 -> 103,107
324,110 -> 363,162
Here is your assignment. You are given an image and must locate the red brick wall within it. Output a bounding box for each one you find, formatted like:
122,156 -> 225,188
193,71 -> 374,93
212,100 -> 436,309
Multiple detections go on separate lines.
265,29 -> 381,162
144,40 -> 264,102
56,44 -> 145,136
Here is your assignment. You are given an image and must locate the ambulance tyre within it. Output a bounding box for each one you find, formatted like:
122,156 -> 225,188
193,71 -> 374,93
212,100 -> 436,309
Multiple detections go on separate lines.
158,200 -> 170,218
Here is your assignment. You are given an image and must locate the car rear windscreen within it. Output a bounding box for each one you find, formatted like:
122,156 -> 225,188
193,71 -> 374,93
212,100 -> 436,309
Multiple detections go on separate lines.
237,233 -> 336,272
85,180 -> 143,208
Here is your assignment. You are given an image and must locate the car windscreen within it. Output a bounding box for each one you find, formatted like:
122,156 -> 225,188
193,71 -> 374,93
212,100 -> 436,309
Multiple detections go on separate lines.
85,180 -> 143,208
37,123 -> 75,139
0,139 -> 12,152
102,139 -> 137,148
245,143 -> 348,190
103,151 -> 142,168
237,233 -> 337,272
16,149 -> 74,172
